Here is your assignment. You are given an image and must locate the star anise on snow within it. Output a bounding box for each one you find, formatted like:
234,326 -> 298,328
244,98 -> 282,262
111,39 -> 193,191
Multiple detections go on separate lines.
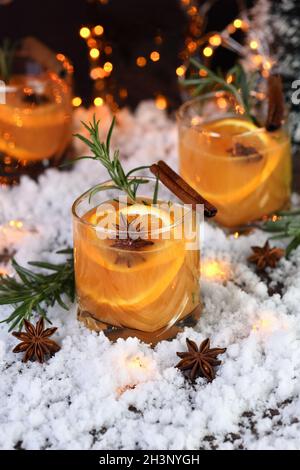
0,248 -> 16,265
12,318 -> 60,363
176,338 -> 226,382
248,241 -> 284,270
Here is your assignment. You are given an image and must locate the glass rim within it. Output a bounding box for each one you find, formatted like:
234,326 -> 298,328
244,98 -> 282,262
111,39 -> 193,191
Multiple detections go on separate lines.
72,176 -> 195,237
176,91 -> 289,161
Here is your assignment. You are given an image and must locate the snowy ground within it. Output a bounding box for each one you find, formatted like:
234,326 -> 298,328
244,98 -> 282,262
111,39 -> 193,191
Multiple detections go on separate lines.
0,102 -> 300,450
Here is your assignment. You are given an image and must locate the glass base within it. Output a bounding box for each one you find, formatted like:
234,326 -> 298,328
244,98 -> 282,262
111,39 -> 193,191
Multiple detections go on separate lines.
0,144 -> 74,185
209,197 -> 291,235
77,304 -> 202,345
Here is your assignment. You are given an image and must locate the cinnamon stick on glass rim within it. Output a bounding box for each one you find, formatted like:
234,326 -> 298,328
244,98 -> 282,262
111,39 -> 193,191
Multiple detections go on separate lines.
265,74 -> 285,132
150,160 -> 217,218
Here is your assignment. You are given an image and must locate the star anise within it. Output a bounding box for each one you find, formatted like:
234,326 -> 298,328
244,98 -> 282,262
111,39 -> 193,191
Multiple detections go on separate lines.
0,248 -> 16,265
176,338 -> 226,382
248,241 -> 284,270
12,318 -> 60,363
111,214 -> 154,251
227,143 -> 262,162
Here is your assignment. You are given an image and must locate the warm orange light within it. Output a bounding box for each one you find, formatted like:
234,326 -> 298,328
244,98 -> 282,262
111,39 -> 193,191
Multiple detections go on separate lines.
94,25 -> 104,36
87,38 -> 97,48
119,88 -> 128,99
90,67 -> 105,79
155,95 -> 167,110
217,97 -> 228,109
263,60 -> 272,70
252,54 -> 263,66
154,35 -> 163,45
72,96 -> 82,107
79,27 -> 91,39
176,66 -> 186,77
250,40 -> 259,50
127,356 -> 145,369
150,51 -> 160,62
94,97 -> 104,107
203,46 -> 213,57
90,48 -> 100,59
136,56 -> 147,67
9,220 -> 23,229
104,45 -> 112,55
233,18 -> 243,28
226,74 -> 233,84
252,318 -> 272,332
233,231 -> 239,239
187,41 -> 197,53
227,24 -> 236,34
209,34 -> 222,47
103,61 -> 113,73
201,260 -> 230,282
56,53 -> 65,62
188,5 -> 197,16
199,68 -> 208,77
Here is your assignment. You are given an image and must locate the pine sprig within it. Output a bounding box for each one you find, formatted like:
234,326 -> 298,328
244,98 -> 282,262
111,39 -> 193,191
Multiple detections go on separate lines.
0,39 -> 17,83
182,59 -> 257,123
261,211 -> 300,258
0,249 -> 75,331
74,116 -> 152,202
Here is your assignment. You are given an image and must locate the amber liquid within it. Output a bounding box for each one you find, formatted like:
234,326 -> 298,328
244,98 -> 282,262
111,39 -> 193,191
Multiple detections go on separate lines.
0,74 -> 72,164
73,200 -> 200,343
179,118 -> 292,228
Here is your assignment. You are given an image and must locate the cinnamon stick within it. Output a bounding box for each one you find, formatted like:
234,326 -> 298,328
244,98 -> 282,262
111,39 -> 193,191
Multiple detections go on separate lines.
150,161 -> 217,218
265,74 -> 285,132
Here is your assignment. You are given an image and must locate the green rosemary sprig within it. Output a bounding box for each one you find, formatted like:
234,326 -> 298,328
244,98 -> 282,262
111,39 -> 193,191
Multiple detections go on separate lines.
74,115 -> 154,202
0,39 -> 17,83
0,249 -> 75,331
182,59 -> 257,123
260,211 -> 300,258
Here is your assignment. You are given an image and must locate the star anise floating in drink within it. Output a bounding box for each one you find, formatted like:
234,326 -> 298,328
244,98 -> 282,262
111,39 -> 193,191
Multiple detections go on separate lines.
248,241 -> 284,270
111,214 -> 154,251
12,317 -> 60,363
176,338 -> 226,382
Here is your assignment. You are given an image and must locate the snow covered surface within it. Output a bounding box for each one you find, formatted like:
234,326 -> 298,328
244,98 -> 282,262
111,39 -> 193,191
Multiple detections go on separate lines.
0,102 -> 300,450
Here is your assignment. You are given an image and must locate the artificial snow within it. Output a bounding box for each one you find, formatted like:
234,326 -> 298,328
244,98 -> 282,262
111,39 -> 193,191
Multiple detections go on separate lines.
0,102 -> 300,450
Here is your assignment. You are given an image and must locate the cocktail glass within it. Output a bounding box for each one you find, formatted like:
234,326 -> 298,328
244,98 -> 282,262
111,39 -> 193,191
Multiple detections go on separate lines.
72,177 -> 201,344
0,55 -> 73,184
177,92 -> 292,228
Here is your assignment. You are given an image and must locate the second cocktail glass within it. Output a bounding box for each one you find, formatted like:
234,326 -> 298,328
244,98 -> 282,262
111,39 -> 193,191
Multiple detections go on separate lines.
178,92 -> 292,228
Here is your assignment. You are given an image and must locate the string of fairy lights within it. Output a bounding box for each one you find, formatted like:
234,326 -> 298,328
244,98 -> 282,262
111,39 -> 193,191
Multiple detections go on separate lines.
71,0 -> 274,110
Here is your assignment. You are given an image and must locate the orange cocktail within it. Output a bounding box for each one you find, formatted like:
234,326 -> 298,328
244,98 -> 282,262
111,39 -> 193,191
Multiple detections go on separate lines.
178,93 -> 291,228
0,57 -> 72,183
72,179 -> 201,344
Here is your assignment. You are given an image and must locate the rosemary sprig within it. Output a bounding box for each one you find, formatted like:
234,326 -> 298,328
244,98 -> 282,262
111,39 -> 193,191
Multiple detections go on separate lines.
261,211 -> 300,258
182,59 -> 257,123
74,116 -> 154,203
0,249 -> 75,331
0,39 -> 17,83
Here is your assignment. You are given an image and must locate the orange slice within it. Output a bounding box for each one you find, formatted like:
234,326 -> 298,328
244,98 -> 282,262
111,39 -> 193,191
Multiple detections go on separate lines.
182,118 -> 282,206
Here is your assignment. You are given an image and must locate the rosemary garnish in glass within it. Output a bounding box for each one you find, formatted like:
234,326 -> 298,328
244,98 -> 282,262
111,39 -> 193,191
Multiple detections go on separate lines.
0,38 -> 17,83
182,59 -> 257,124
74,115 -> 156,203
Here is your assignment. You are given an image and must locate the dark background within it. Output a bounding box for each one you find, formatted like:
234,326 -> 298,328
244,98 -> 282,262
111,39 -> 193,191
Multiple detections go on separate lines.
0,0 -> 253,108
